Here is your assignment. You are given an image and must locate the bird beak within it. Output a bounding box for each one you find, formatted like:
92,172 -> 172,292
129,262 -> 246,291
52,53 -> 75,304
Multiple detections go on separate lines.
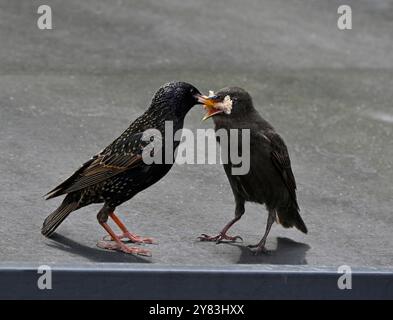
194,94 -> 224,121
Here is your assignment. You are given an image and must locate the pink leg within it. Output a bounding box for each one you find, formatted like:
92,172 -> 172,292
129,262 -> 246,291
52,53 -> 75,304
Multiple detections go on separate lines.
102,212 -> 156,244
97,222 -> 152,256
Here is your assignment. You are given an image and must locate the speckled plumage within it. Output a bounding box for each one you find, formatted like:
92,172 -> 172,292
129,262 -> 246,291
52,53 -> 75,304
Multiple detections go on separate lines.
42,82 -> 201,241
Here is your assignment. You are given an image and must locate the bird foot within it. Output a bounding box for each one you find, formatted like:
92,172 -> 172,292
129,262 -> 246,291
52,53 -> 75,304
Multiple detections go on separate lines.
97,240 -> 152,256
103,231 -> 156,244
247,244 -> 271,255
198,233 -> 243,244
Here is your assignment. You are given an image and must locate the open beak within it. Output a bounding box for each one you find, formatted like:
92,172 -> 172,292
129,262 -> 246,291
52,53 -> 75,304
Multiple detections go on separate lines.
194,94 -> 224,121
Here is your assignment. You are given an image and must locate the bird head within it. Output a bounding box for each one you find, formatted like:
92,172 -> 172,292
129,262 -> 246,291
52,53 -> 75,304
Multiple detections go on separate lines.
197,87 -> 253,121
151,81 -> 204,118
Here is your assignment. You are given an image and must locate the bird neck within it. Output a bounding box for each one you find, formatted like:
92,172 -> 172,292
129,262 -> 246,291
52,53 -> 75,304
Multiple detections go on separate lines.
131,107 -> 183,138
214,107 -> 266,130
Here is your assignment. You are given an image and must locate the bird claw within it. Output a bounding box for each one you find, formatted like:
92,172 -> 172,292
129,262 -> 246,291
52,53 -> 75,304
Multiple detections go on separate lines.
97,240 -> 152,257
198,233 -> 243,243
102,232 -> 157,245
247,244 -> 271,255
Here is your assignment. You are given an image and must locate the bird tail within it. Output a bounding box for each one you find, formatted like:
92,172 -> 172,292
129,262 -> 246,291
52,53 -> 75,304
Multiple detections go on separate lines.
276,203 -> 308,234
41,195 -> 79,237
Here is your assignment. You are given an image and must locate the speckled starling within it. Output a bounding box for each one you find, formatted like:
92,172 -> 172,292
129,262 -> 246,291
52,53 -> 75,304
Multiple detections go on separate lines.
42,81 -> 203,256
197,87 -> 307,254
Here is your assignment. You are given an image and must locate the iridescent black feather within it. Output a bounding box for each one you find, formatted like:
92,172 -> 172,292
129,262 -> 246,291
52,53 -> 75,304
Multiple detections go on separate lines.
42,82 -> 201,237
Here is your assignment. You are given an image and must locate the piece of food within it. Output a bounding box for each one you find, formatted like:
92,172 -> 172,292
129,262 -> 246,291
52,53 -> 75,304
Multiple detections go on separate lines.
197,90 -> 233,120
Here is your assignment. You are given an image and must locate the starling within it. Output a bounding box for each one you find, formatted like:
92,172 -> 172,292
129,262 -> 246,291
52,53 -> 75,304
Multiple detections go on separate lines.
42,81 -> 203,256
197,87 -> 307,254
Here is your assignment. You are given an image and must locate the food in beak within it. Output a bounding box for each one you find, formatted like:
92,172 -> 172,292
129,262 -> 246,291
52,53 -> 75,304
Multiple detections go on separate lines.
197,91 -> 233,121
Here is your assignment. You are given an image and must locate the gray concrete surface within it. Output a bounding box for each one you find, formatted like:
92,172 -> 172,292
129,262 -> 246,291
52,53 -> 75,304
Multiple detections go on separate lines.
0,0 -> 392,267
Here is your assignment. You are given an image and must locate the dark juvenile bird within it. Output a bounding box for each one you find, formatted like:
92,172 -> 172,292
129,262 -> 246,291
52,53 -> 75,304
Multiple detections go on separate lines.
42,81 -> 203,256
197,87 -> 307,254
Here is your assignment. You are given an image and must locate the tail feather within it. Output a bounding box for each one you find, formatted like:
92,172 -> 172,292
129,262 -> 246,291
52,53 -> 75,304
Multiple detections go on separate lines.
277,204 -> 308,234
293,211 -> 308,234
41,197 -> 78,237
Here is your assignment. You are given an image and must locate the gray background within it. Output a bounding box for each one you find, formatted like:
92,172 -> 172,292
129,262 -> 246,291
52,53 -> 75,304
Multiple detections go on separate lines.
0,0 -> 392,267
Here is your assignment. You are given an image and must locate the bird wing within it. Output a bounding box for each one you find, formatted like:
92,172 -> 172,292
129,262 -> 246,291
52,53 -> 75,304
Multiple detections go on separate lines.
264,131 -> 299,208
45,131 -> 162,199
61,152 -> 143,194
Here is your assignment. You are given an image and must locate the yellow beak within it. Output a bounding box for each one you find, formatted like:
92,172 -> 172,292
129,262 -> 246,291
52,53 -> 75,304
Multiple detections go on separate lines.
195,94 -> 224,121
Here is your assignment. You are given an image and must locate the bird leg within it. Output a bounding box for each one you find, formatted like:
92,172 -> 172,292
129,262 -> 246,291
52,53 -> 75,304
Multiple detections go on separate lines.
97,221 -> 152,256
102,212 -> 156,244
248,210 -> 275,255
199,201 -> 245,244
198,216 -> 243,243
